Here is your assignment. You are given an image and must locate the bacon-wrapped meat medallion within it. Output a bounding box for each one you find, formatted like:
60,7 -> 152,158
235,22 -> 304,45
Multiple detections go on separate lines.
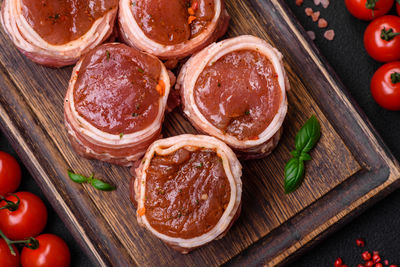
177,35 -> 289,159
118,0 -> 230,60
1,0 -> 118,67
132,134 -> 242,253
64,43 -> 172,166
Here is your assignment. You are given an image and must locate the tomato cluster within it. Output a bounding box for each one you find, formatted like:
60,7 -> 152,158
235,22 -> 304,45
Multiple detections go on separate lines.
345,1 -> 400,110
345,0 -> 394,21
0,152 -> 70,267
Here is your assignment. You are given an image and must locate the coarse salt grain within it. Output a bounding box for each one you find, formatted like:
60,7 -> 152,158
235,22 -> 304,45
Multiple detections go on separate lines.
296,0 -> 304,6
305,7 -> 313,16
318,18 -> 328,28
313,0 -> 321,6
321,0 -> 330,8
307,31 -> 316,40
312,11 -> 320,22
324,29 -> 335,40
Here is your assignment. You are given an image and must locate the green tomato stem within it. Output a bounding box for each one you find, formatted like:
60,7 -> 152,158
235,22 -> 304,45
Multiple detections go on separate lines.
381,27 -> 400,41
0,229 -> 16,256
0,194 -> 20,211
365,0 -> 378,10
0,229 -> 39,256
391,72 -> 400,84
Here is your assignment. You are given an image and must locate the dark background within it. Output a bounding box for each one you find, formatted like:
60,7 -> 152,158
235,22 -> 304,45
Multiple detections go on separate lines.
1,0 -> 400,266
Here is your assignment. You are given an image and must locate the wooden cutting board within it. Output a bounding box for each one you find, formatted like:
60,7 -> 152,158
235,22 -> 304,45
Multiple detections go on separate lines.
0,0 -> 399,266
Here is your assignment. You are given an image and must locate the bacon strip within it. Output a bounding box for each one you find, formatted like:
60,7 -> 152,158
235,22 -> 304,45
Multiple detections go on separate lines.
64,43 -> 172,166
118,0 -> 230,60
133,134 -> 242,253
1,0 -> 117,67
177,35 -> 289,159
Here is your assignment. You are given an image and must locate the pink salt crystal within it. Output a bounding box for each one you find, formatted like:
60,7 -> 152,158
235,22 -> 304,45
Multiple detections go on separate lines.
312,11 -> 320,22
305,8 -> 313,16
318,18 -> 328,28
321,0 -> 330,8
307,31 -> 316,40
324,29 -> 335,41
313,0 -> 321,6
296,0 -> 304,6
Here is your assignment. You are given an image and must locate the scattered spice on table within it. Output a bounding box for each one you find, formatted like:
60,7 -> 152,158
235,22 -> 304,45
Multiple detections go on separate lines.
313,0 -> 321,5
356,238 -> 365,247
307,30 -> 316,40
296,0 -> 334,41
334,238 -> 398,267
324,29 -> 335,40
314,0 -> 330,8
318,18 -> 328,28
321,0 -> 330,8
305,7 -> 313,16
312,11 -> 320,21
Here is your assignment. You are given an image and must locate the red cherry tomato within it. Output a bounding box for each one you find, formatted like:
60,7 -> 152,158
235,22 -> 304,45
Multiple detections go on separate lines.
21,234 -> 71,267
364,15 -> 400,62
0,238 -> 19,267
345,0 -> 394,21
371,62 -> 400,110
0,192 -> 48,240
397,1 -> 400,16
0,152 -> 21,196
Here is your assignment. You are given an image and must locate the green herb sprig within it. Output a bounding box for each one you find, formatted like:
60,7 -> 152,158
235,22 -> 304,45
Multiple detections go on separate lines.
68,171 -> 116,191
284,115 -> 321,194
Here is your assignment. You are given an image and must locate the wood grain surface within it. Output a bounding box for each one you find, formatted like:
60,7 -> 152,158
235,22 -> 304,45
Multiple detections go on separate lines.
0,0 -> 399,266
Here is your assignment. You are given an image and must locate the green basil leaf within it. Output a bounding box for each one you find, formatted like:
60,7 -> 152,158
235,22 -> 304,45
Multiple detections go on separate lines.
295,115 -> 321,154
68,171 -> 88,184
290,150 -> 300,158
299,152 -> 312,161
91,179 -> 116,191
284,158 -> 305,194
